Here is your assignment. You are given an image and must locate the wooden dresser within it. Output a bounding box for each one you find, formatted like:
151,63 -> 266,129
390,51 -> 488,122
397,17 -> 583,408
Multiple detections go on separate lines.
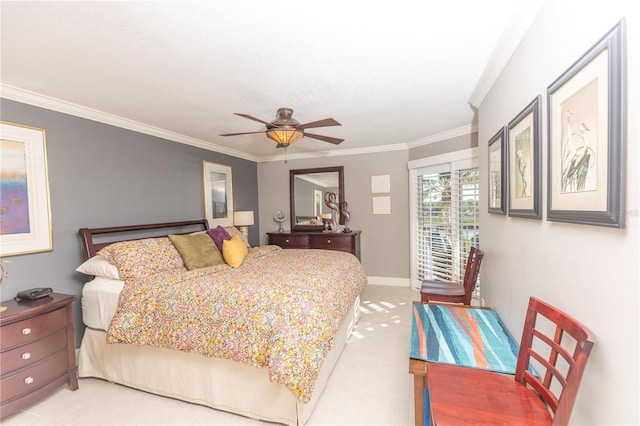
267,231 -> 361,261
0,293 -> 78,419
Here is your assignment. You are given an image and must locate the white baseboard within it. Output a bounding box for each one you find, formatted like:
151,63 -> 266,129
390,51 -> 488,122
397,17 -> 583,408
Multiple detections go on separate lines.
366,276 -> 411,287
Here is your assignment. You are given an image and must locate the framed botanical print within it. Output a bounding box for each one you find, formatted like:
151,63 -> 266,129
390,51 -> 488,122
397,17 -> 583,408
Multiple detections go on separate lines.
508,96 -> 541,219
547,20 -> 625,227
488,127 -> 507,214
0,121 -> 53,256
203,161 -> 233,227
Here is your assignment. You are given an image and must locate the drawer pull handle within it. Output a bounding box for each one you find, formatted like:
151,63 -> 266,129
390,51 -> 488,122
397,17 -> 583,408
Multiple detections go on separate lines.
22,327 -> 32,335
24,376 -> 34,385
21,352 -> 32,360
327,239 -> 331,243
285,239 -> 289,243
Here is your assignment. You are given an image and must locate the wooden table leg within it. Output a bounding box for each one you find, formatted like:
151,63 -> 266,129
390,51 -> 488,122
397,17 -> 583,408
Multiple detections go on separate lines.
409,359 -> 427,426
413,373 -> 424,426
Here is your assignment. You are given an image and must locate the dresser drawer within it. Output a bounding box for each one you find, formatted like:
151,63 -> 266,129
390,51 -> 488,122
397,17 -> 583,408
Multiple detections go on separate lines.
0,329 -> 67,375
269,234 -> 309,248
266,231 -> 360,260
0,308 -> 66,349
309,234 -> 352,250
0,349 -> 69,402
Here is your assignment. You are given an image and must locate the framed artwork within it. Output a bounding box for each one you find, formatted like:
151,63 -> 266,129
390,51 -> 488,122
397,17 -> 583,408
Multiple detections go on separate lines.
203,161 -> 233,227
488,127 -> 507,214
507,96 -> 541,219
372,196 -> 391,215
547,20 -> 625,228
371,174 -> 391,193
0,121 -> 53,256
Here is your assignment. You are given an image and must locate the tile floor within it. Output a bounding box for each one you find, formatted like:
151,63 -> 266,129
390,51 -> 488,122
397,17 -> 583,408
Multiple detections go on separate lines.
3,285 -> 421,425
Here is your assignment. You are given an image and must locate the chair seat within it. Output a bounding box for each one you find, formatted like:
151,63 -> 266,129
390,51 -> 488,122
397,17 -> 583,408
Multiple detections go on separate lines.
426,363 -> 552,425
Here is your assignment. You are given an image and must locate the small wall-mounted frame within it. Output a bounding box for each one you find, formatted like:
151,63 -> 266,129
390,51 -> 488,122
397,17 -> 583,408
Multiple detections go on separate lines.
547,20 -> 625,228
203,161 -> 233,227
0,121 -> 53,256
372,196 -> 391,215
488,127 -> 507,215
508,96 -> 542,219
371,174 -> 391,193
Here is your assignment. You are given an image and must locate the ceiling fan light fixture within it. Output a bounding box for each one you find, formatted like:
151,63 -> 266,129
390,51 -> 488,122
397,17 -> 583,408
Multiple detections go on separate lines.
221,108 -> 342,149
266,128 -> 304,145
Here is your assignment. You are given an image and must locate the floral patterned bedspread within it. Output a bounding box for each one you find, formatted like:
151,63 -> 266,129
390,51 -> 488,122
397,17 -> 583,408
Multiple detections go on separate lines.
106,245 -> 367,402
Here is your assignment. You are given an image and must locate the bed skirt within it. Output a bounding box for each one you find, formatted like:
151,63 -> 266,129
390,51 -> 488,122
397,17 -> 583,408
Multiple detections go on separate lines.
78,296 -> 360,426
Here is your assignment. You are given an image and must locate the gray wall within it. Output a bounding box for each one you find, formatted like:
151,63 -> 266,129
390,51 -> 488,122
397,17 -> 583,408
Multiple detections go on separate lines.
0,99 -> 259,345
478,3 -> 638,424
258,150 -> 410,280
408,131 -> 478,160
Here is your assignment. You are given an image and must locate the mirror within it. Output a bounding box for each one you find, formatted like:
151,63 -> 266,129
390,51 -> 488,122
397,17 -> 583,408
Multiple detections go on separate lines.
289,166 -> 344,232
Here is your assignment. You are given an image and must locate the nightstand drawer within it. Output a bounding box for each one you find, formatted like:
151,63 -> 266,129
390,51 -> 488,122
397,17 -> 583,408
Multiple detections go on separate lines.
268,234 -> 309,248
0,293 -> 78,418
0,349 -> 69,402
309,234 -> 352,250
0,329 -> 67,375
0,308 -> 66,349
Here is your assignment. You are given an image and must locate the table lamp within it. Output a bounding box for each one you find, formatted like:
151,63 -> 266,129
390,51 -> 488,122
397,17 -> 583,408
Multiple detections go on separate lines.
233,211 -> 254,241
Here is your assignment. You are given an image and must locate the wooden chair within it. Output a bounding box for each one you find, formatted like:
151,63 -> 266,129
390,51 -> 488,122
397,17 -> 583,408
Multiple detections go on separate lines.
420,246 -> 484,305
425,297 -> 596,425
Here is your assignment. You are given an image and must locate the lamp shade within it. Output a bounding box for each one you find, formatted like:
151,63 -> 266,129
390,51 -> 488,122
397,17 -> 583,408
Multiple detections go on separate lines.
266,128 -> 303,145
233,211 -> 254,226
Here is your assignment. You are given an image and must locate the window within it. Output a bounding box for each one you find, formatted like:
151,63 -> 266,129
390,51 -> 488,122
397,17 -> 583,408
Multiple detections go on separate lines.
409,149 -> 479,292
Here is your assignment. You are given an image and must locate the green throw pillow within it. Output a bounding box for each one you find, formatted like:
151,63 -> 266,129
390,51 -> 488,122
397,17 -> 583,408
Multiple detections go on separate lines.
168,233 -> 225,270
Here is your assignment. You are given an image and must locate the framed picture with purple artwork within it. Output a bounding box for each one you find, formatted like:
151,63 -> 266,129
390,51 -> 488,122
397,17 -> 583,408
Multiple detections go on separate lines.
0,121 -> 52,256
547,20 -> 626,228
507,96 -> 541,220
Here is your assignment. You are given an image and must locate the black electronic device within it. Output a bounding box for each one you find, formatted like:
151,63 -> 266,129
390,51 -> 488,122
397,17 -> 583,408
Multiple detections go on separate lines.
16,287 -> 53,301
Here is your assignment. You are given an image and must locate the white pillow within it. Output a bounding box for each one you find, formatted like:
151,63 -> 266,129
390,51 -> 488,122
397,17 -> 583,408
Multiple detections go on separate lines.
76,255 -> 120,279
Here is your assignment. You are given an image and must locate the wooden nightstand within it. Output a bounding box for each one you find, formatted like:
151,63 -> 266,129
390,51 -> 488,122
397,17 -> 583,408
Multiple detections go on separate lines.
0,293 -> 78,419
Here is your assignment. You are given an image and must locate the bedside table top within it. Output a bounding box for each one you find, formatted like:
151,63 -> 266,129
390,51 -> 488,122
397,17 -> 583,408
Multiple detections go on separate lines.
0,293 -> 76,326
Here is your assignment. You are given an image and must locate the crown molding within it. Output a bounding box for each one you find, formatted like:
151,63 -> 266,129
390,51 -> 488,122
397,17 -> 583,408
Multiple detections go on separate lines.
0,84 -> 259,162
468,0 -> 546,108
405,124 -> 477,150
257,142 -> 409,163
259,124 -> 481,162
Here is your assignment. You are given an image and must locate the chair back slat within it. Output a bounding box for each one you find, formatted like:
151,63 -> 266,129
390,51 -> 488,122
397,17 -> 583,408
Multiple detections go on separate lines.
515,297 -> 596,425
462,246 -> 484,304
529,349 -> 568,391
524,370 -> 560,412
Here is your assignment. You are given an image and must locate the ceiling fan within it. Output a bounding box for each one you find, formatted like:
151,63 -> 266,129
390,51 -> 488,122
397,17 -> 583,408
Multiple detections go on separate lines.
220,107 -> 344,148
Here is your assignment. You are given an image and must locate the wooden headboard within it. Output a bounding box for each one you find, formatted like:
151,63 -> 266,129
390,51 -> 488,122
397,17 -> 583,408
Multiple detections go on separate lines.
79,219 -> 209,259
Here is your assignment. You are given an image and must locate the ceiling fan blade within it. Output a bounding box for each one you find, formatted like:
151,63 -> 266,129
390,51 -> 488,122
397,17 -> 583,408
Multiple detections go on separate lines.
219,131 -> 265,137
233,113 -> 272,126
297,118 -> 341,130
304,133 -> 344,144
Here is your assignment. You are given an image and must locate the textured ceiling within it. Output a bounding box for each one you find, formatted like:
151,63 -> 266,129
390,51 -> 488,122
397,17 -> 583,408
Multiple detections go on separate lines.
0,1 -> 541,161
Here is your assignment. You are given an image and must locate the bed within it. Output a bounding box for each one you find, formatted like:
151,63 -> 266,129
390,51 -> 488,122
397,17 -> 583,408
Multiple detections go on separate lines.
76,220 -> 366,425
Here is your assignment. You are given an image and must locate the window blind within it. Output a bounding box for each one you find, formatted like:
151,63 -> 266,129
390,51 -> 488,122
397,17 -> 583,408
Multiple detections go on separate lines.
415,166 -> 480,292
